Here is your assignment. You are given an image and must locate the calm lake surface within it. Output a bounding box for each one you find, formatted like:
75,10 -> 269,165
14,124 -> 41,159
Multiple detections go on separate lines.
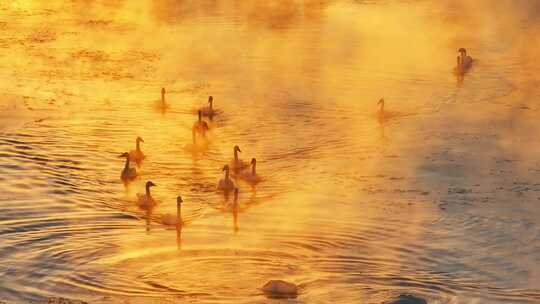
1,0 -> 540,303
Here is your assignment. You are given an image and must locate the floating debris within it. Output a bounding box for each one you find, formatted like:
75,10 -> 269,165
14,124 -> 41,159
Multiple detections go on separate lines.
386,294 -> 427,304
261,280 -> 298,298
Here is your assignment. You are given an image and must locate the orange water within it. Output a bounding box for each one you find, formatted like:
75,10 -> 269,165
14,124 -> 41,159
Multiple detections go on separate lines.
1,1 -> 540,303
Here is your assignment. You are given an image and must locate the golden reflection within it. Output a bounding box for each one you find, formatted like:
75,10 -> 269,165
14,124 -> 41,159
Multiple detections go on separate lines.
2,0 -> 540,303
184,133 -> 210,155
213,188 -> 247,233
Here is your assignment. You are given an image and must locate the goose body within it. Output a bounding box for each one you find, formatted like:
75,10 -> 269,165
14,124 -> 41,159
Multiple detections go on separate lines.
218,165 -> 236,192
377,98 -> 390,121
199,96 -> 215,116
156,87 -> 170,110
119,152 -> 137,182
161,196 -> 183,226
240,158 -> 262,184
376,98 -> 402,122
230,145 -> 248,172
454,48 -> 473,75
129,137 -> 145,163
137,181 -> 158,210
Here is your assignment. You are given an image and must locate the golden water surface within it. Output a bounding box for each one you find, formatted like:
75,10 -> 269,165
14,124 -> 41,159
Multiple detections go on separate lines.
1,0 -> 540,303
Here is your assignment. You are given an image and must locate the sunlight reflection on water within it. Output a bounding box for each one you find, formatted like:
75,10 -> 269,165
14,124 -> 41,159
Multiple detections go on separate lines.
0,0 -> 540,303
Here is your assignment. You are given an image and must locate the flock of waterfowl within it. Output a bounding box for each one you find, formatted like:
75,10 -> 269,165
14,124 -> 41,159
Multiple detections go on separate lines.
116,48 -> 473,300
119,92 -> 263,229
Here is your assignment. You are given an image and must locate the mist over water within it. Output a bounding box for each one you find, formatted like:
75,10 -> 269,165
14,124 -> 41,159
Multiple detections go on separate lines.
1,0 -> 540,303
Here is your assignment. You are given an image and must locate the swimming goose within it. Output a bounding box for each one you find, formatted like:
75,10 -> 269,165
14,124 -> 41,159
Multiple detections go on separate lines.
230,145 -> 248,171
378,98 -> 385,114
459,48 -> 473,67
217,165 -> 236,192
192,110 -> 209,136
156,87 -> 170,110
377,98 -> 399,123
240,158 -> 262,184
137,181 -> 158,210
455,48 -> 473,74
199,96 -> 215,116
129,136 -> 145,163
161,196 -> 183,226
119,152 -> 137,182
377,98 -> 387,121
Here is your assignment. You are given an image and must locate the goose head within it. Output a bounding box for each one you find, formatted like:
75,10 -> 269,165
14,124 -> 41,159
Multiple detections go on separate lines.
119,152 -> 129,158
251,158 -> 257,166
135,137 -> 144,150
146,181 -> 157,188
233,145 -> 242,160
458,48 -> 467,56
208,96 -> 213,108
161,87 -> 166,95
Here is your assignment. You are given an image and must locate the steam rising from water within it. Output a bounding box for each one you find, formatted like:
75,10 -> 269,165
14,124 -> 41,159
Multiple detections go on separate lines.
1,0 -> 540,303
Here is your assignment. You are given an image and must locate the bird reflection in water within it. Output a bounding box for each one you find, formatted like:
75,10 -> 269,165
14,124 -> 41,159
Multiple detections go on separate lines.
145,208 -> 153,233
232,188 -> 239,233
222,188 -> 262,233
378,117 -> 388,144
184,128 -> 210,155
456,71 -> 464,87
176,221 -> 182,250
176,196 -> 183,250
